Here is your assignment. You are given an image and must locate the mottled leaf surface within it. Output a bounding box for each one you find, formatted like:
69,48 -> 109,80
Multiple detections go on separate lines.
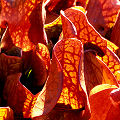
61,7 -> 107,55
86,0 -> 120,36
89,84 -> 120,120
3,51 -> 63,118
84,52 -> 118,94
54,38 -> 89,112
0,0 -> 47,51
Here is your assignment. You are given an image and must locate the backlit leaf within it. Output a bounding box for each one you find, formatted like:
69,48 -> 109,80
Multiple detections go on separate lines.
3,73 -> 33,118
0,0 -> 47,51
0,53 -> 22,80
54,38 -> 90,118
30,51 -> 63,118
89,84 -> 120,120
84,52 -> 118,94
61,7 -> 107,55
98,48 -> 120,83
86,0 -> 120,36
2,50 -> 63,119
21,43 -> 50,87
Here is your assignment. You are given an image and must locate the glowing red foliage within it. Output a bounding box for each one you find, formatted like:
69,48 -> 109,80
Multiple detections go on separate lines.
61,7 -> 107,55
89,84 -> 120,120
0,0 -> 47,51
3,50 -> 63,118
86,0 -> 120,36
54,38 -> 90,119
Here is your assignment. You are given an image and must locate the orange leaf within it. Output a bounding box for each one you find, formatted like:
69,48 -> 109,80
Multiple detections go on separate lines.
110,88 -> 120,105
3,73 -> 33,118
61,7 -> 107,55
86,0 -> 120,36
0,107 -> 14,120
89,84 -> 120,120
30,51 -> 63,118
54,38 -> 90,119
84,52 -> 118,94
60,11 -> 77,39
2,50 -> 63,119
36,43 -> 50,72
0,0 -> 47,51
98,48 -> 120,83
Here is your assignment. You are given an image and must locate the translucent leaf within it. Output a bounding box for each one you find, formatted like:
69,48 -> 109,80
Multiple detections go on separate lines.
3,51 -> 63,118
54,38 -> 90,119
86,0 -> 120,36
0,53 -> 22,79
61,7 -> 107,55
89,84 -> 120,120
0,0 -> 47,51
98,48 -> 120,83
84,52 -> 118,94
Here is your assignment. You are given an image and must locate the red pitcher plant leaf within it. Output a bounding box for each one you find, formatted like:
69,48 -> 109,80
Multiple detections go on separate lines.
30,52 -> 63,118
61,7 -> 120,83
21,43 -> 50,89
86,0 -> 120,36
0,107 -> 14,120
0,0 -> 47,51
89,84 -> 120,120
84,51 -> 119,94
61,7 -> 107,56
53,38 -> 90,119
98,48 -> 120,83
2,48 -> 63,119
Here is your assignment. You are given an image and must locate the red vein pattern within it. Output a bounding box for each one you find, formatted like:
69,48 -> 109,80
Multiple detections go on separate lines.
35,43 -> 50,72
3,51 -> 63,118
30,52 -> 63,118
86,0 -> 120,36
54,38 -> 89,110
61,7 -> 107,55
98,48 -> 120,83
3,73 -> 33,118
84,52 -> 118,94
60,11 -> 77,39
0,0 -> 47,51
